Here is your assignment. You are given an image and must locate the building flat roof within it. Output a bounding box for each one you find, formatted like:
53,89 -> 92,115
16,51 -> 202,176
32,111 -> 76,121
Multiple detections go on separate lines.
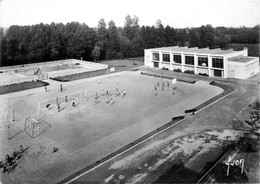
149,46 -> 237,55
228,56 -> 256,63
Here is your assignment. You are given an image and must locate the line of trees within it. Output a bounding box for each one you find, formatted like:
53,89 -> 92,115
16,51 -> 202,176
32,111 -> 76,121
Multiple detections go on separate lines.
0,15 -> 259,67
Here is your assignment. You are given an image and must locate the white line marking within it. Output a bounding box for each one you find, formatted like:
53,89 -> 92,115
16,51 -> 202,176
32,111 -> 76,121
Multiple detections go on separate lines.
66,82 -> 236,183
69,114 -> 166,155
196,87 -> 236,113
65,118 -> 186,183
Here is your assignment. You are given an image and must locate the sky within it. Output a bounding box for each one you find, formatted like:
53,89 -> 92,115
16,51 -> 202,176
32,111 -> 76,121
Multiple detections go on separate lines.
0,0 -> 259,28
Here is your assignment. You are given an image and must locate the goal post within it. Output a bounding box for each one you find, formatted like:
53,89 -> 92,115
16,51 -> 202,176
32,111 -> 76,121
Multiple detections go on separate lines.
24,117 -> 51,138
24,117 -> 39,138
38,73 -> 48,80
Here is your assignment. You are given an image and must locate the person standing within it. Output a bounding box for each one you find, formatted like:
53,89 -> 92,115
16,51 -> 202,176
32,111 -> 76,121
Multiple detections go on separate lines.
57,103 -> 60,112
106,96 -> 109,104
122,89 -> 126,97
72,98 -> 75,107
116,89 -> 119,96
45,86 -> 47,92
65,95 -> 68,102
60,84 -> 63,92
95,96 -> 98,104
110,98 -> 114,105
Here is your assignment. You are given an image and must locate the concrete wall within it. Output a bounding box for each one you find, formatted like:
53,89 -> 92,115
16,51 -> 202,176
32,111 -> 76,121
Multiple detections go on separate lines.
228,57 -> 259,79
228,62 -> 245,79
144,50 -> 152,67
244,58 -> 259,78
197,67 -> 209,75
183,65 -> 195,72
171,64 -> 182,71
160,62 -> 171,70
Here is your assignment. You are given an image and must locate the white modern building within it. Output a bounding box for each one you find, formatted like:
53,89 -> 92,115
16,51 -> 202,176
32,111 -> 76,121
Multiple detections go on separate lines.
144,46 -> 259,79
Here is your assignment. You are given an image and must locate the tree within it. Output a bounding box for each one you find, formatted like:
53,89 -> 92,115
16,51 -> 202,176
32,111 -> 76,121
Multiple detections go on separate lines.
123,15 -> 140,41
1,19 -> 258,67
176,29 -> 188,46
199,25 -> 215,48
155,19 -> 163,29
7,39 -> 20,65
232,101 -> 260,157
0,37 -> 8,66
189,28 -> 201,47
97,18 -> 107,60
97,18 -> 107,40
92,45 -> 101,61
154,20 -> 166,47
106,20 -> 121,59
165,25 -> 177,46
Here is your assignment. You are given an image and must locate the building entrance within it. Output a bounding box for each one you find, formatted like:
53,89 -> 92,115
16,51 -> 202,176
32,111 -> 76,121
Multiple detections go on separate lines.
154,62 -> 159,68
214,69 -> 222,77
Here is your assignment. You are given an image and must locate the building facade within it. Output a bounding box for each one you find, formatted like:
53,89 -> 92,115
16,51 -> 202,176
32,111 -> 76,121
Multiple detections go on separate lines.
144,46 -> 259,79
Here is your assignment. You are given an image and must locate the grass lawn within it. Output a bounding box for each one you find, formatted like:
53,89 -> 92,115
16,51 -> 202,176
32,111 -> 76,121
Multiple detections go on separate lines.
229,43 -> 260,57
101,58 -> 144,71
0,80 -> 49,95
50,69 -> 107,82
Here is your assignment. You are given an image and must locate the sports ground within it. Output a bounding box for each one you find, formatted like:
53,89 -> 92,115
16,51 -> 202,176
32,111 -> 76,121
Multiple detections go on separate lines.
0,67 -> 224,183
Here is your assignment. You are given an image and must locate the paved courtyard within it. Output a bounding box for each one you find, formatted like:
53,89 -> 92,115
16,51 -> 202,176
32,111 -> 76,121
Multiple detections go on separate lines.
63,68 -> 259,183
0,70 -> 223,184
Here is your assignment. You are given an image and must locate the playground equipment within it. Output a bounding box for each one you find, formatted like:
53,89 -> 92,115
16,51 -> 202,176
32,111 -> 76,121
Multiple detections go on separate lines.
38,73 -> 48,80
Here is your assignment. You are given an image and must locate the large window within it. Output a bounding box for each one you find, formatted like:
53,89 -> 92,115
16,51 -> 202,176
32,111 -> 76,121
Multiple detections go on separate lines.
152,53 -> 159,61
185,56 -> 194,65
212,57 -> 223,68
174,55 -> 181,63
162,54 -> 170,62
198,57 -> 208,67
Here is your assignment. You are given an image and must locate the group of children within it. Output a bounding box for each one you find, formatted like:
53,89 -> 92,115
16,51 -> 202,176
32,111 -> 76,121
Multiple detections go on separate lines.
55,95 -> 76,112
154,80 -> 184,97
45,81 -> 128,112
154,80 -> 172,95
52,84 -> 77,112
0,145 -> 24,174
95,88 -> 126,105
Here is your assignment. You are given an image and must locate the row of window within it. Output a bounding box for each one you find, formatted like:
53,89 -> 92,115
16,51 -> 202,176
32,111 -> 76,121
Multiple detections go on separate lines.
152,53 -> 223,68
